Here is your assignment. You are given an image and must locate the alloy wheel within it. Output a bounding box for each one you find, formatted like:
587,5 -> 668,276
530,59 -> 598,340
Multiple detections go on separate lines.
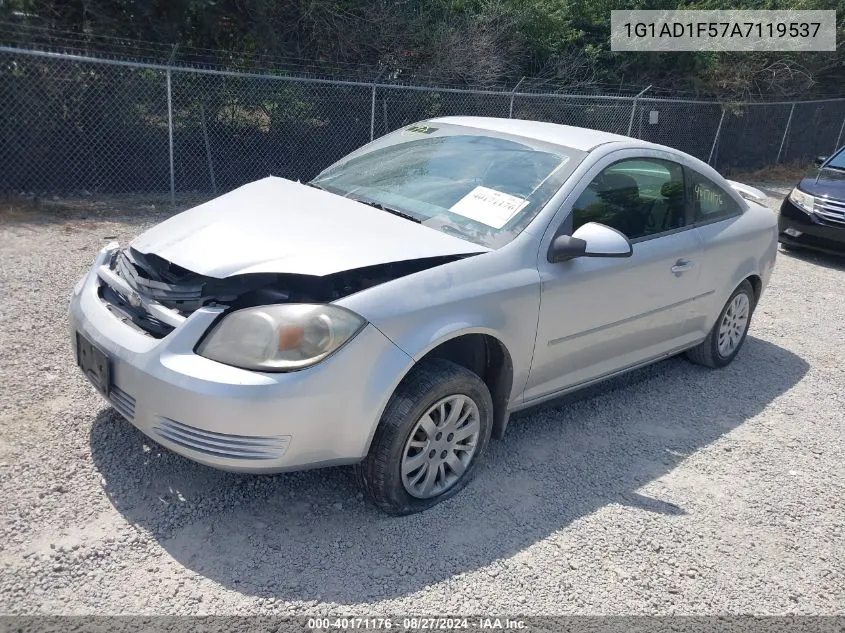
717,292 -> 750,357
400,394 -> 481,499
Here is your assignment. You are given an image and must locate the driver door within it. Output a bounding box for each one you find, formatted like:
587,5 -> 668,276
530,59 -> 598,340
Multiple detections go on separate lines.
524,151 -> 705,403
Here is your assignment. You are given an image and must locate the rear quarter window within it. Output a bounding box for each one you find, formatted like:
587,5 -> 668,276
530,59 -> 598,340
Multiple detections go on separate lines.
689,171 -> 743,223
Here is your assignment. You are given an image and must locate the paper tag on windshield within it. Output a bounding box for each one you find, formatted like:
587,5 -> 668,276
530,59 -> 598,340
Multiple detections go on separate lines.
449,186 -> 529,229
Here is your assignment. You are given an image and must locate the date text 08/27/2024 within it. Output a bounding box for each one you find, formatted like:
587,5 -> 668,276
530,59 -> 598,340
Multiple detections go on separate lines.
307,618 -> 528,630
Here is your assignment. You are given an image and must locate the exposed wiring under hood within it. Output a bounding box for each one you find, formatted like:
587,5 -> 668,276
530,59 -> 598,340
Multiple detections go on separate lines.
98,246 -> 477,338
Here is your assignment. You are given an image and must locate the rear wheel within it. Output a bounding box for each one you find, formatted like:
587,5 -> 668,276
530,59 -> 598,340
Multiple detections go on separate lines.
355,359 -> 493,515
685,280 -> 755,368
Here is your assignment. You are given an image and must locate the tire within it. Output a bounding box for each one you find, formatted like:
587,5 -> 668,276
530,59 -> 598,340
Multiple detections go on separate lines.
355,358 -> 493,516
685,280 -> 755,369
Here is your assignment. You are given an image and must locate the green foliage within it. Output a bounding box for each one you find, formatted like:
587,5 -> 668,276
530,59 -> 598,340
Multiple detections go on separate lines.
2,0 -> 842,98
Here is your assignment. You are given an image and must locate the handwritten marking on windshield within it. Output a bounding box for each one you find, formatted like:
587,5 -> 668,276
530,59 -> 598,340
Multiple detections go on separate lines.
449,186 -> 528,229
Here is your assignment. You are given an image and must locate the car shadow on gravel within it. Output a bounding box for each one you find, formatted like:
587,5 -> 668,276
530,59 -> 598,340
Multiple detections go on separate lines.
779,245 -> 845,272
89,335 -> 808,604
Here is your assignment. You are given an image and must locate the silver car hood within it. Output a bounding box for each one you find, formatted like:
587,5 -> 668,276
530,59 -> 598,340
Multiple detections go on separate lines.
131,177 -> 488,278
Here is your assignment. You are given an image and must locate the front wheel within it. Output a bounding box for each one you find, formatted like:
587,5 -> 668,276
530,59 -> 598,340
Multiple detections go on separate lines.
685,280 -> 755,368
355,359 -> 493,515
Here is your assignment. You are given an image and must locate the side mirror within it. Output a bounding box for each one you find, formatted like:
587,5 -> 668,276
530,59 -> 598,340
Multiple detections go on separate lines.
548,222 -> 633,263
815,155 -> 828,166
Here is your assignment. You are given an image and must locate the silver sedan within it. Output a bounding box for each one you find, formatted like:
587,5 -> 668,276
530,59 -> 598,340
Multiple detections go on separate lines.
69,116 -> 778,515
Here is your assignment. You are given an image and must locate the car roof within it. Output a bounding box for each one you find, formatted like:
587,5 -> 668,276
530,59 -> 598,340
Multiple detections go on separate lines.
423,116 -> 751,207
427,116 -> 651,152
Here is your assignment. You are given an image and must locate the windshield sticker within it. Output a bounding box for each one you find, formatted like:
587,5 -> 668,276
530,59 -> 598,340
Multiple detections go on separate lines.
449,186 -> 529,229
406,124 -> 438,134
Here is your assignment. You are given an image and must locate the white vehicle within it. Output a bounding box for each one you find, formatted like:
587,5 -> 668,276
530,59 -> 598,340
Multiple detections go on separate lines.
70,117 -> 778,514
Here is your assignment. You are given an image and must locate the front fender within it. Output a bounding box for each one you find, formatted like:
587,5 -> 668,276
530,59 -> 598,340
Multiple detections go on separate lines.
405,325 -> 510,362
336,247 -> 541,407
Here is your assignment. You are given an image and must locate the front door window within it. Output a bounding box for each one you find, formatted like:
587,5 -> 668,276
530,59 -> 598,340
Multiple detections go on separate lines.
571,158 -> 686,240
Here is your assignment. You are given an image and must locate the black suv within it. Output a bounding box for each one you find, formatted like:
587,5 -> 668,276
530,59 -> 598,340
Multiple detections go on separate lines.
779,147 -> 845,255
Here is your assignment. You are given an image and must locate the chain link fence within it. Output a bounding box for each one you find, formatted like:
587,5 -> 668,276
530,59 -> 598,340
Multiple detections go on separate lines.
2,46 -> 845,204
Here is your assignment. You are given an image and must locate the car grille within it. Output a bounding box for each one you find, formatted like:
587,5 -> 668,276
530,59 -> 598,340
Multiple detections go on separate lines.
99,284 -> 175,339
151,417 -> 291,461
814,196 -> 845,225
114,250 -> 205,306
109,386 -> 136,421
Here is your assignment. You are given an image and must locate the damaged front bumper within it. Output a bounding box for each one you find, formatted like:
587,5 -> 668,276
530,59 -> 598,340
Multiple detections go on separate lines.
69,243 -> 414,473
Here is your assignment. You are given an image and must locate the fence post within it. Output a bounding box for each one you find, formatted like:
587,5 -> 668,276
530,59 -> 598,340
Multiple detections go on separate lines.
164,46 -> 179,205
627,85 -> 651,137
509,77 -> 525,118
383,99 -> 388,136
708,107 -> 726,166
200,104 -> 217,195
370,83 -> 376,141
370,69 -> 386,141
166,68 -> 175,205
776,102 -> 796,164
834,111 -> 845,154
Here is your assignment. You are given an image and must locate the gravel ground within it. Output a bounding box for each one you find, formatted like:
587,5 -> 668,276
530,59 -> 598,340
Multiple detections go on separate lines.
0,186 -> 843,616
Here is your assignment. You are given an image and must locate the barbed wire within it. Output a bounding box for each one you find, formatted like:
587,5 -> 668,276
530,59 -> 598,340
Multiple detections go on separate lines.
0,20 -> 386,83
6,19 -> 829,100
1,24 -> 844,202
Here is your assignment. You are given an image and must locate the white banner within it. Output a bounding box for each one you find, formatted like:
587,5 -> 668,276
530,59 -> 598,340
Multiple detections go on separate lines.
611,10 -> 837,52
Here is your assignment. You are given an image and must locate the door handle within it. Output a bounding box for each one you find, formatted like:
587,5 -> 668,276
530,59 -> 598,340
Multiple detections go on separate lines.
671,259 -> 694,275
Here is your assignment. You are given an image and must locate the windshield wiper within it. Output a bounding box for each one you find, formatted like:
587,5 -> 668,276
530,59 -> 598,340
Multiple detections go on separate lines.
307,183 -> 423,224
352,197 -> 422,224
439,223 -> 476,241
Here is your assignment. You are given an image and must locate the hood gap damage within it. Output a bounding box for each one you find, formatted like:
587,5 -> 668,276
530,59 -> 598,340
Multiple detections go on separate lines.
97,247 -> 477,338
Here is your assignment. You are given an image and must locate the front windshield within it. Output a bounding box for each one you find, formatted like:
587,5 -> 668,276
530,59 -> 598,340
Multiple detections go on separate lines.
311,124 -> 585,248
825,147 -> 845,170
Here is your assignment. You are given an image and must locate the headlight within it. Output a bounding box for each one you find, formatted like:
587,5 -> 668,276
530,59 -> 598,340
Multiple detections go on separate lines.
196,304 -> 366,371
788,188 -> 816,214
